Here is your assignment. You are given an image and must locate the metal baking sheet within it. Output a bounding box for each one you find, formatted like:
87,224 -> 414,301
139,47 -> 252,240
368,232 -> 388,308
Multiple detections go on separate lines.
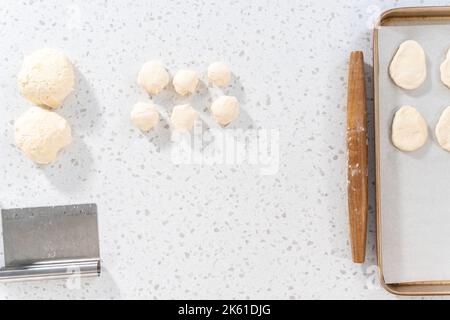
378,24 -> 450,284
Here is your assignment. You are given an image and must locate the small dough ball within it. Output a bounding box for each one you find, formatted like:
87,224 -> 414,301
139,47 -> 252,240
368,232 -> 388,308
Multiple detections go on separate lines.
391,106 -> 428,152
170,104 -> 199,131
211,95 -> 239,125
130,102 -> 160,132
173,69 -> 199,95
208,61 -> 231,87
137,60 -> 170,95
435,106 -> 450,151
18,48 -> 75,109
440,49 -> 450,88
389,40 -> 426,90
14,106 -> 72,164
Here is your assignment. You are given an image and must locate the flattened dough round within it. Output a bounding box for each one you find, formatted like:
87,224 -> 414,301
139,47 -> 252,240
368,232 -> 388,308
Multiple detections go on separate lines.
389,40 -> 426,90
435,106 -> 450,151
440,49 -> 450,88
18,48 -> 75,109
392,106 -> 428,152
14,106 -> 72,164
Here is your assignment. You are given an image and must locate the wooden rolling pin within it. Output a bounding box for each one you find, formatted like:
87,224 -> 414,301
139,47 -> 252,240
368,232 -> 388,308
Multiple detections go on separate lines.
347,51 -> 368,264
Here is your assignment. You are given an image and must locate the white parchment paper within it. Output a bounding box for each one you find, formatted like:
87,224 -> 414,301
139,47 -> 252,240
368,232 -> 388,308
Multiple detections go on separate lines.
379,25 -> 450,284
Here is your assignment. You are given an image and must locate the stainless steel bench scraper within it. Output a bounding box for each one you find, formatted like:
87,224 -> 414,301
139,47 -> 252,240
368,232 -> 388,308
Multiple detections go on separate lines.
0,203 -> 101,281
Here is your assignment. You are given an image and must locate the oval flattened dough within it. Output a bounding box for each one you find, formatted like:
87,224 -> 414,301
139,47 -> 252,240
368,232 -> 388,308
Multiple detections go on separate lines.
440,49 -> 450,88
389,40 -> 427,90
435,106 -> 450,151
391,106 -> 428,152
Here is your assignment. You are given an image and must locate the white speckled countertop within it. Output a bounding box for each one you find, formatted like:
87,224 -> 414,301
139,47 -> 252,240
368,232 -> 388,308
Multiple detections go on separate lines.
0,0 -> 448,300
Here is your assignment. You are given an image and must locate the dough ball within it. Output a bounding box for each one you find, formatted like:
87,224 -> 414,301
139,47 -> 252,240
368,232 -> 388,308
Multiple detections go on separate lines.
208,61 -> 231,87
389,40 -> 426,90
435,106 -> 450,151
211,95 -> 239,125
173,69 -> 199,95
391,106 -> 428,152
18,48 -> 75,109
137,60 -> 170,95
14,106 -> 72,164
130,102 -> 160,132
440,49 -> 450,88
170,104 -> 199,131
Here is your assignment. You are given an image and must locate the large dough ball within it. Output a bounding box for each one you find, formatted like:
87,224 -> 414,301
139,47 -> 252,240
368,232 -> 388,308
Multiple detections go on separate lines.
389,40 -> 426,90
15,106 -> 72,164
18,48 -> 75,109
391,106 -> 428,152
210,95 -> 239,125
173,69 -> 199,95
208,61 -> 231,87
170,104 -> 199,131
137,60 -> 170,95
435,106 -> 450,151
130,102 -> 160,132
